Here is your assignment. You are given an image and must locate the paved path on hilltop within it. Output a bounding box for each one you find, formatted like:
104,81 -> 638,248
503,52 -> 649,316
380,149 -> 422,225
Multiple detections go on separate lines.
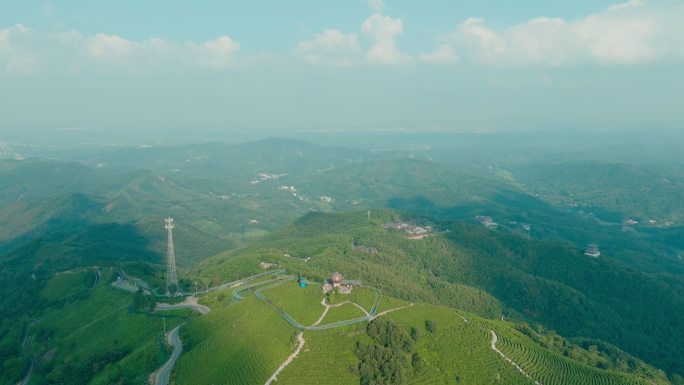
254,283 -> 415,331
309,298 -> 334,327
490,329 -> 542,385
150,325 -> 183,385
198,270 -> 286,295
264,332 -> 305,385
156,296 -> 210,315
309,298 -> 370,327
370,303 -> 414,321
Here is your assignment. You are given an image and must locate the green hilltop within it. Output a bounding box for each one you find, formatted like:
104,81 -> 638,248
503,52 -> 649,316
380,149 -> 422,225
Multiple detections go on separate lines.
171,268 -> 670,385
191,209 -> 683,382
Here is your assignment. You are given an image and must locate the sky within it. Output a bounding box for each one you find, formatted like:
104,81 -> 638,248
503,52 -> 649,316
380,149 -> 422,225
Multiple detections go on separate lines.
1,0 -> 683,134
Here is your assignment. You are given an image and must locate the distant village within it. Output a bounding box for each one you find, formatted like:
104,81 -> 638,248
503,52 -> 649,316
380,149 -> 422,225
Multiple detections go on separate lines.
475,215 -> 498,230
577,210 -> 676,229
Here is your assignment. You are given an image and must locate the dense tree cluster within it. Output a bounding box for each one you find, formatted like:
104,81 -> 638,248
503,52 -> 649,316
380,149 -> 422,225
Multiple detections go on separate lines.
131,287 -> 155,313
355,319 -> 414,385
45,347 -> 131,384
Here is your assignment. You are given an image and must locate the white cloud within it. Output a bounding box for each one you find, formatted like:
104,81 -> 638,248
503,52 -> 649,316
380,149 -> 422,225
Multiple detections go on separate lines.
4,0 -> 682,75
606,0 -> 645,12
434,0 -> 684,66
0,27 -> 241,74
419,44 -> 458,64
361,14 -> 411,65
200,36 -> 241,68
363,0 -> 386,13
88,33 -> 136,58
0,24 -> 40,74
298,13 -> 410,67
298,29 -> 359,67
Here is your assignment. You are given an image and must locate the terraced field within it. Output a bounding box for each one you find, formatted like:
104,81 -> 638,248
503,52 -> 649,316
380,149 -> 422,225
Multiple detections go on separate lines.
173,278 -> 671,385
273,326 -> 369,385
174,296 -> 298,385
386,304 -> 533,385
491,323 -> 664,385
261,281 -> 325,326
30,282 -> 187,384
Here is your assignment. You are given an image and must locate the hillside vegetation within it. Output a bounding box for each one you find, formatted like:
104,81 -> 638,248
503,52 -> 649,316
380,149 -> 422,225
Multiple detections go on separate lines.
2,138 -> 684,384
172,270 -> 669,385
194,209 -> 684,379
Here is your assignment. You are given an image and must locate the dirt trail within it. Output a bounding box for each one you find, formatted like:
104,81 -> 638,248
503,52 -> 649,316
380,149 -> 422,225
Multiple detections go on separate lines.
350,302 -> 370,317
264,332 -> 305,385
370,303 -> 414,320
310,298 -> 332,327
490,330 -> 542,385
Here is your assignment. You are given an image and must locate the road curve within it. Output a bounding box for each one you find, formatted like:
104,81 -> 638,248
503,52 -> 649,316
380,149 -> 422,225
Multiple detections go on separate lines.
490,329 -> 542,385
150,325 -> 183,385
16,358 -> 35,385
156,296 -> 210,315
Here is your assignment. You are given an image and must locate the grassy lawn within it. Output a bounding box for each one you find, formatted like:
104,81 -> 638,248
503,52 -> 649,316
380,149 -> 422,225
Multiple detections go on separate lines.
40,269 -> 92,301
374,294 -> 411,314
261,281 -> 325,326
326,286 -> 377,313
320,303 -> 367,325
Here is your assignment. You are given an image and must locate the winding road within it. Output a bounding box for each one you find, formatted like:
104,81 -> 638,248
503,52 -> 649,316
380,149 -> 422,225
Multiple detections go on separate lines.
148,271 -> 414,384
150,325 -> 183,385
16,319 -> 41,385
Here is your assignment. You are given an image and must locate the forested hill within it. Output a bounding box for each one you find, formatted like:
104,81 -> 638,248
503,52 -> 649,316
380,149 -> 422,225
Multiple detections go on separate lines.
512,161 -> 684,223
195,209 -> 684,380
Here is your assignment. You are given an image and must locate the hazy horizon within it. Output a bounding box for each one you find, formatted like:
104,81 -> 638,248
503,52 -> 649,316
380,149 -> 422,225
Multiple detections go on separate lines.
2,0 -> 683,133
